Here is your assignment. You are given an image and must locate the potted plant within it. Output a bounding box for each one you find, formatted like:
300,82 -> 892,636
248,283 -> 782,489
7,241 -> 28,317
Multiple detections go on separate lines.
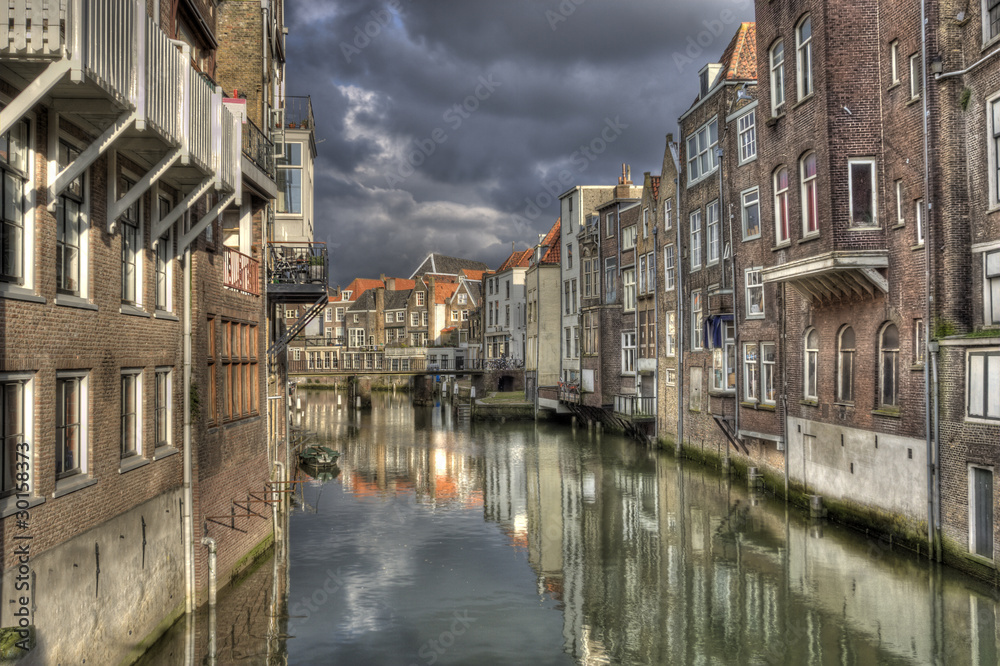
308,255 -> 324,282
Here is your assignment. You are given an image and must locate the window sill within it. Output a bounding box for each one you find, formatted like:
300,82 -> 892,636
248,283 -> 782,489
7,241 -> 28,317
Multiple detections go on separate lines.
888,81 -> 901,91
850,225 -> 881,231
797,234 -> 820,245
154,310 -> 179,321
689,408 -> 701,413
120,456 -> 151,474
911,243 -> 925,251
153,446 -> 180,461
891,222 -> 906,230
911,363 -> 925,371
871,408 -> 901,418
800,399 -> 819,407
771,241 -> 792,252
906,96 -> 922,107
765,112 -> 784,127
791,93 -> 815,110
737,155 -> 758,167
708,389 -> 736,397
965,552 -> 996,568
120,304 -> 150,318
745,314 -> 765,320
741,401 -> 776,411
0,494 -> 44,518
55,294 -> 98,311
53,476 -> 97,499
0,285 -> 45,304
743,233 -> 762,242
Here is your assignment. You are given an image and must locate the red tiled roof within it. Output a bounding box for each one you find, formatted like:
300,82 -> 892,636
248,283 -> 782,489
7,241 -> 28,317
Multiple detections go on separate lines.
390,278 -> 416,290
539,219 -> 561,264
458,269 -> 489,282
434,282 -> 459,304
498,248 -> 532,272
341,278 -> 384,300
719,22 -> 756,81
650,175 -> 661,203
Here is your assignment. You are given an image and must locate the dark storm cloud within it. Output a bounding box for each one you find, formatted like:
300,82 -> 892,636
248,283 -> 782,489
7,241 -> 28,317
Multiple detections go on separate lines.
286,0 -> 755,287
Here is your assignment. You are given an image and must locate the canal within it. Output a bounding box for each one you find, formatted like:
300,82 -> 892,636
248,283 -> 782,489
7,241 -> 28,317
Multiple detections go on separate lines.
141,389 -> 1000,664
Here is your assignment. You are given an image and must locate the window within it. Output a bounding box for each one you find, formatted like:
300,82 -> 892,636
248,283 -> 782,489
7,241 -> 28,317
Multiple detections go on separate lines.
915,199 -> 924,245
804,329 -> 818,400
606,212 -> 615,237
770,40 -> 785,115
664,198 -> 673,230
638,254 -> 647,294
451,310 -> 458,322
1,375 -> 31,498
353,313 -> 359,323
742,188 -> 760,239
666,368 -> 677,386
222,321 -> 259,421
120,369 -> 142,459
774,167 -> 790,243
410,312 -> 419,327
984,250 -> 1000,325
459,292 -> 468,305
879,323 -> 900,408
207,318 -> 217,423
341,290 -> 352,300
797,16 -> 813,99
738,111 -> 756,163
801,152 -> 818,235
707,200 -> 720,265
692,291 -> 703,350
416,291 -> 425,306
57,140 -> 85,296
571,279 -> 577,312
622,225 -> 637,250
642,207 -> 649,238
565,327 -> 571,358
690,367 -> 703,411
690,210 -> 702,269
276,142 -> 302,214
422,311 -> 428,326
583,311 -> 598,354
712,321 -> 735,392
968,351 -> 1000,420
910,53 -> 922,100
646,252 -> 654,295
623,268 -> 636,311
155,214 -> 172,311
745,267 -> 764,317
622,332 -> 636,374
573,325 -> 579,358
605,257 -> 617,303
349,328 -> 364,347
0,119 -> 28,286
988,0 -> 1000,43
744,343 -> 759,402
583,259 -> 592,297
686,118 -> 719,182
971,466 -> 994,560
397,311 -> 404,322
914,319 -> 925,365
665,312 -> 676,357
56,373 -> 86,480
762,342 -> 777,405
895,180 -> 905,225
664,245 -> 676,291
890,40 -> 900,84
325,308 -> 333,323
567,243 -> 573,269
120,177 -> 142,305
386,312 -> 394,323
564,280 -> 571,314
849,159 -> 877,226
837,326 -> 855,403
285,307 -> 296,319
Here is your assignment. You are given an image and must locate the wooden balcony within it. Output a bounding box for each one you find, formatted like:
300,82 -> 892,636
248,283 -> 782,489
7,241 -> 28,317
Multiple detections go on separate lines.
223,247 -> 260,296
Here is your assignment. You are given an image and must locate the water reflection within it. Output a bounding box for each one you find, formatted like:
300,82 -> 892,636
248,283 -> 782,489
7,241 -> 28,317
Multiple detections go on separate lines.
293,391 -> 1000,664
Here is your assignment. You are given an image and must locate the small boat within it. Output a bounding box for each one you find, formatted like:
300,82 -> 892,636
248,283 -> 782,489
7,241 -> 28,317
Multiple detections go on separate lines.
299,461 -> 341,482
300,444 -> 341,467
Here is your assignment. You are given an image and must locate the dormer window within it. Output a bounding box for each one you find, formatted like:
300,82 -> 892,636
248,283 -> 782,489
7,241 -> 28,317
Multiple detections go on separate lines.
700,70 -> 710,98
698,64 -> 723,99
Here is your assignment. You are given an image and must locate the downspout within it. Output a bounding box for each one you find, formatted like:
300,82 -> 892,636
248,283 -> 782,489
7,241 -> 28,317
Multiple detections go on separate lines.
201,536 -> 217,666
653,225 -> 659,444
782,282 -> 789,501
718,144 -> 739,442
675,161 -> 685,457
183,246 -> 195,615
920,0 -> 938,561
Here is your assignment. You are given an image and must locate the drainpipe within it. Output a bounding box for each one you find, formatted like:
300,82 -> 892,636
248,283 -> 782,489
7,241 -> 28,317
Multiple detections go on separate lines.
920,0 -> 939,561
782,282 -> 789,501
201,536 -> 217,666
675,156 -> 685,457
183,246 -> 195,615
653,225 -> 659,444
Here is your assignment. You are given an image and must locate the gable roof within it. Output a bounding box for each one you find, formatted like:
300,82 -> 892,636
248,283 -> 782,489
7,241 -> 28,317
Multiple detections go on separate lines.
537,218 -> 561,265
497,248 -> 532,272
409,253 -> 491,279
458,269 -> 489,282
434,282 -> 460,304
385,289 -> 412,310
650,175 -> 661,202
719,22 -> 756,82
348,288 -> 376,311
340,278 -> 384,301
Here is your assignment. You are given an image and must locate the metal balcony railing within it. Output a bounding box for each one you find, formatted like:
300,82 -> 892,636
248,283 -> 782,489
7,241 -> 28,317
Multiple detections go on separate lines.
614,395 -> 655,419
242,116 -> 275,178
268,242 -> 327,286
223,247 -> 260,296
558,383 -> 580,403
284,95 -> 314,130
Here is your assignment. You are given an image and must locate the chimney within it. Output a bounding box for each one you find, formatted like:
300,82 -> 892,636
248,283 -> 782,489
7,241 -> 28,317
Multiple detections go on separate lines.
616,163 -> 634,198
388,277 -> 396,290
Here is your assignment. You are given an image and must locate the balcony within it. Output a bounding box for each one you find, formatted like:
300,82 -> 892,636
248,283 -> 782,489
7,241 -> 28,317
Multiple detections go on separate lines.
240,116 -> 278,199
267,242 -> 328,303
223,247 -> 260,296
284,96 -> 315,130
614,395 -> 655,421
558,383 -> 581,404
761,250 -> 888,306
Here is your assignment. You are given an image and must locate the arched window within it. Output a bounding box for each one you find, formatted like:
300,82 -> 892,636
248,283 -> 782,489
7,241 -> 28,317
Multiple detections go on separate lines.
879,323 -> 900,407
837,326 -> 855,403
801,152 -> 818,235
770,40 -> 785,115
804,328 -> 819,400
797,15 -> 813,99
774,167 -> 790,244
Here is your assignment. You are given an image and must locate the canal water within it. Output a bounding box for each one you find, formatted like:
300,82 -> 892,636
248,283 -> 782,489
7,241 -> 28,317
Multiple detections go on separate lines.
141,389 -> 1000,664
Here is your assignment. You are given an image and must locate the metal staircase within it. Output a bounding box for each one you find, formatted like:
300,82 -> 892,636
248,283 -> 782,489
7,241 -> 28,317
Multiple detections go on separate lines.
268,294 -> 327,365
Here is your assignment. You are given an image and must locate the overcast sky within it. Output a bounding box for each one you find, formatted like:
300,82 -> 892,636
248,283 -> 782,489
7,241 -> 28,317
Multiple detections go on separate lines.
285,0 -> 755,288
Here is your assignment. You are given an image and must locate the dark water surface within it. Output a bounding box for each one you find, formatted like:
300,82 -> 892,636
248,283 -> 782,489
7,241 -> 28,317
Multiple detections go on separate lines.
139,388 -> 1000,664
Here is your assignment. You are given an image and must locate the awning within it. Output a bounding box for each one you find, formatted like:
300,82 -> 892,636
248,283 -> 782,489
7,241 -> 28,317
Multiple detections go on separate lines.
761,250 -> 888,304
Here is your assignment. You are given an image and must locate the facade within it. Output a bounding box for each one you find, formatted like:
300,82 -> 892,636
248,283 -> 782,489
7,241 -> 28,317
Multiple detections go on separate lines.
274,96 -> 317,243
485,248 -> 532,363
525,220 -> 563,409
655,138 -> 681,446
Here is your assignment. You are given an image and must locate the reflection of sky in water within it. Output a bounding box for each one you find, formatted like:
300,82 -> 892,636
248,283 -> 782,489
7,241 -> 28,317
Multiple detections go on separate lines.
284,390 -> 1000,666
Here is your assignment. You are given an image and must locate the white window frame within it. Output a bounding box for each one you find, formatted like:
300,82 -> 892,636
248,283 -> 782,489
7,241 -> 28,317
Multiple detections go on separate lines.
666,368 -> 677,386
744,343 -> 759,402
879,323 -> 900,408
56,134 -> 90,301
0,373 -> 34,503
985,0 -> 1000,45
770,40 -> 785,115
664,198 -> 673,230
666,311 -> 676,357
56,371 -> 89,483
801,152 -> 818,236
707,200 -> 720,265
120,368 -> 143,461
664,245 -> 676,291
119,171 -> 144,308
642,207 -> 649,238
848,158 -> 878,227
890,40 -> 900,84
410,312 -> 419,327
910,53 -> 922,100
804,328 -> 818,401
745,267 -> 764,318
336,307 -> 345,322
711,321 -> 735,392
621,331 -> 636,375
325,308 -> 333,322
0,111 -> 35,297
737,110 -> 757,164
623,267 -> 636,312
895,180 -> 905,226
797,15 -> 813,100
967,349 -> 1000,422
606,212 -> 615,238
985,250 -> 1000,325
154,367 -> 172,451
690,210 -> 702,270
774,167 -> 790,244
416,291 -> 425,306
915,199 -> 924,246
761,342 -> 777,405
692,291 -> 703,350
638,254 -> 647,294
646,251 -> 654,295
348,328 -> 365,347
742,187 -> 761,240
622,225 -> 637,250
914,319 -> 925,365
686,118 -> 719,184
